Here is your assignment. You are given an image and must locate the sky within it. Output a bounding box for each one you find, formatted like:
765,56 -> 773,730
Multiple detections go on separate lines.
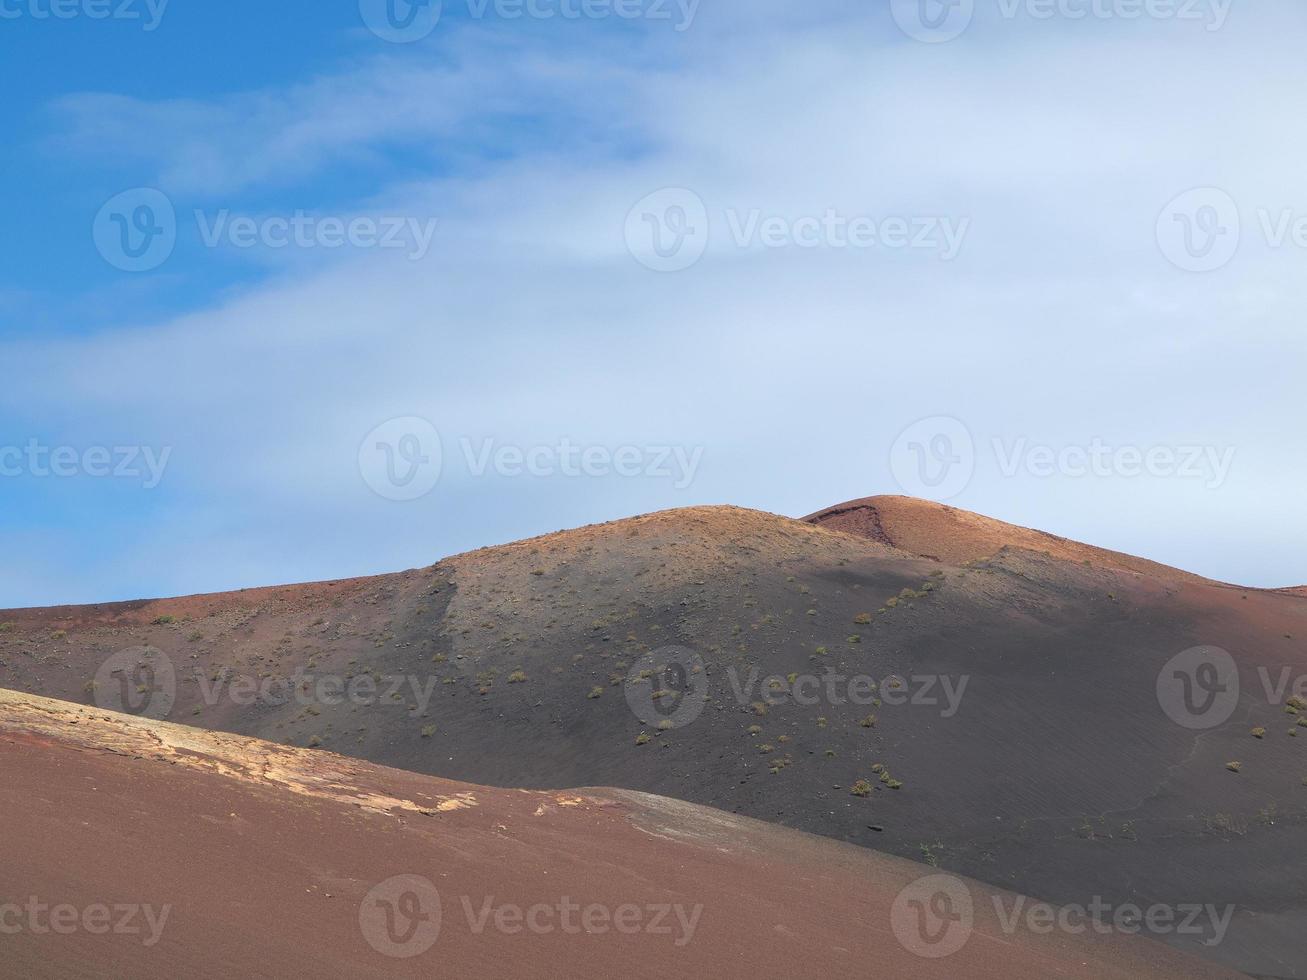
1,0 -> 1304,606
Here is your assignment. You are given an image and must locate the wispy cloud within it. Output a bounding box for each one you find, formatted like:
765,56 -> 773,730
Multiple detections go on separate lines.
6,4 -> 1307,605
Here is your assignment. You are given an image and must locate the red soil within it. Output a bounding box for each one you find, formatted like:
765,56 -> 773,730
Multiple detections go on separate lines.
0,691 -> 1244,980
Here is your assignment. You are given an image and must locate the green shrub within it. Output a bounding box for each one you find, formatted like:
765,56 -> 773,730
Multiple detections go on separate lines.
851,780 -> 872,797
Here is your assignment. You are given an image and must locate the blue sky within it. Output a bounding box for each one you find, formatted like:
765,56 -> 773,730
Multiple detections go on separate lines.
2,0 -> 1305,605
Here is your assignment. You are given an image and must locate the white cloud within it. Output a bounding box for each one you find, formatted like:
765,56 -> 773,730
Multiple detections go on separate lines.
5,4 -> 1307,604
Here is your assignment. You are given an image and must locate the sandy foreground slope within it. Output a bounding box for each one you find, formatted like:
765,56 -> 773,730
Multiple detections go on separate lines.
0,689 -> 1245,980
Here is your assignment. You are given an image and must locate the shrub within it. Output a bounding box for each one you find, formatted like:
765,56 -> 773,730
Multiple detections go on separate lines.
0,622 -> 13,633
747,724 -> 762,735
587,686 -> 604,699
847,635 -> 861,645
51,629 -> 67,640
507,670 -> 527,683
152,615 -> 175,626
1226,761 -> 1242,773
851,780 -> 872,797
421,725 -> 437,738
813,646 -> 828,656
1251,727 -> 1266,739
657,720 -> 673,731
859,714 -> 877,728
887,779 -> 903,790
188,631 -> 203,643
635,732 -> 651,746
307,735 -> 322,748
853,613 -> 872,625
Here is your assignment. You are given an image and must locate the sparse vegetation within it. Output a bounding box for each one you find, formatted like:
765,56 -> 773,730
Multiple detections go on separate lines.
0,622 -> 13,633
152,615 -> 175,626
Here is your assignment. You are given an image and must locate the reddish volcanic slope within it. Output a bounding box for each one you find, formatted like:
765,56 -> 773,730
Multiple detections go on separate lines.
804,495 -> 1210,582
0,690 -> 1244,980
2,499 -> 1304,977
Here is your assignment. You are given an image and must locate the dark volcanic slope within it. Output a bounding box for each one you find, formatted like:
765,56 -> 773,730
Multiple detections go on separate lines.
0,690 -> 1243,980
2,501 -> 1305,977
